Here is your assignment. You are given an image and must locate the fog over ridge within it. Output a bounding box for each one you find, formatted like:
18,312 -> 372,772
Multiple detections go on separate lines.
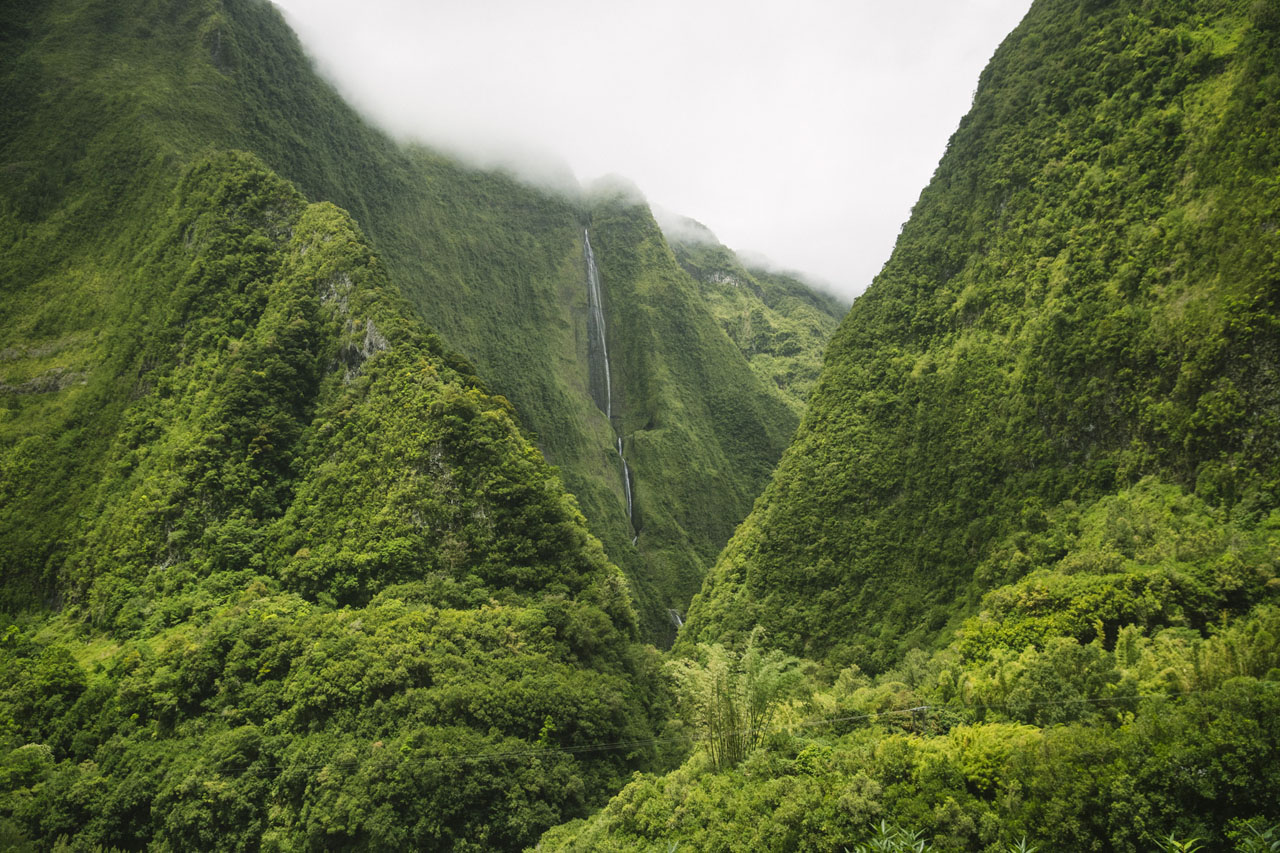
273,0 -> 1033,299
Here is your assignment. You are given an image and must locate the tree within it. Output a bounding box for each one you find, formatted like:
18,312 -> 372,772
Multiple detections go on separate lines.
668,628 -> 802,770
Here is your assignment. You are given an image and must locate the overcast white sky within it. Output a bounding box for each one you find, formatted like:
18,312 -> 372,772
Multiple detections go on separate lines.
273,0 -> 1032,299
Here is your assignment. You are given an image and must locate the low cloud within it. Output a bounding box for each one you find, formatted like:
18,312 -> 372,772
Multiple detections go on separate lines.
274,0 -> 1032,300
584,174 -> 649,209
651,208 -> 718,247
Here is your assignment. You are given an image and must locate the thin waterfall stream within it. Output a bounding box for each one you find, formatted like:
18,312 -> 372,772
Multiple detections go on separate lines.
584,229 -> 635,534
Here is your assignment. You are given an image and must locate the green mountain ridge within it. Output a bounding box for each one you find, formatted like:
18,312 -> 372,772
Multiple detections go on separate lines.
4,0 -> 1279,848
683,0 -> 1280,668
0,0 -> 839,846
665,218 -> 849,416
542,0 -> 1280,848
0,0 -> 841,641
0,142 -> 664,849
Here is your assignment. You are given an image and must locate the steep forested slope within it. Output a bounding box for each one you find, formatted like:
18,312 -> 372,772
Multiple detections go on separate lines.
582,198 -> 829,633
1,0 -> 829,642
685,0 -> 1280,669
667,218 -> 847,415
0,142 -> 666,850
0,0 -> 689,845
541,0 -> 1280,848
545,480 -> 1280,850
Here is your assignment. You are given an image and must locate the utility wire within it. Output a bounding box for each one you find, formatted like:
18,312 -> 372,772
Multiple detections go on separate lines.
206,688 -> 1202,777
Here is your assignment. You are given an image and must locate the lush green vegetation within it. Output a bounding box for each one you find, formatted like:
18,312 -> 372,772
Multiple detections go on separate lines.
4,0 -> 1279,847
541,484 -> 1280,852
684,0 -> 1280,669
543,647 -> 1279,850
1,588 -> 662,850
0,0 -> 834,643
0,148 -> 667,850
667,628 -> 805,772
542,0 -> 1280,848
666,218 -> 847,415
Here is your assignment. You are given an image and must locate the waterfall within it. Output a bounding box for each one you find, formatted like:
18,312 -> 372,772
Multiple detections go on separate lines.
584,230 -> 612,419
617,436 -> 634,521
584,229 -> 635,529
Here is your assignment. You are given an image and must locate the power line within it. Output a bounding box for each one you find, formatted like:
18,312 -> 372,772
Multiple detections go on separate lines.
202,688 -> 1202,777
790,688 -> 1200,733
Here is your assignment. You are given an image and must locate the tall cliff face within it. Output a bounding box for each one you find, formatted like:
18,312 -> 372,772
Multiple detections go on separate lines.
583,194 -> 822,636
667,218 -> 848,418
683,0 -> 1280,669
0,0 -> 838,639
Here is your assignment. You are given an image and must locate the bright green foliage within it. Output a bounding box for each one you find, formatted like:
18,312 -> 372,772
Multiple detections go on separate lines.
668,629 -> 804,770
0,587 -> 663,850
683,0 -> 1280,669
541,0 -> 1280,848
1234,821 -> 1280,853
847,823 -> 1036,853
539,603 -> 1280,852
545,480 -> 1279,850
31,150 -> 632,633
956,478 -> 1280,662
666,219 -> 847,415
0,144 -> 665,849
850,821 -> 934,853
0,0 -> 834,643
